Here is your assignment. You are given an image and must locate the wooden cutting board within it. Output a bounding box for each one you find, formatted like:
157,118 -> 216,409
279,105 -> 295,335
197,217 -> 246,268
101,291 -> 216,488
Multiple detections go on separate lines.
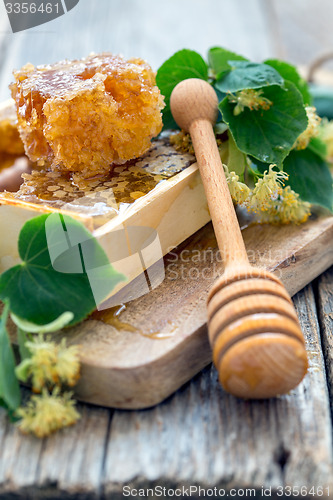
55,213 -> 333,409
2,74 -> 332,409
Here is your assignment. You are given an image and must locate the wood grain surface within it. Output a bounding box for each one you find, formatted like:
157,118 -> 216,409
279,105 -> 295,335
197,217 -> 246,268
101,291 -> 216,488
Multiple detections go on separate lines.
58,215 -> 333,409
0,0 -> 333,498
0,279 -> 332,499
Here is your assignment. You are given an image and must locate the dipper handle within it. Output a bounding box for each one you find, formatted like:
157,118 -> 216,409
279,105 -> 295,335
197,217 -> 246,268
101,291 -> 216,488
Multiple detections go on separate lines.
170,78 -> 248,269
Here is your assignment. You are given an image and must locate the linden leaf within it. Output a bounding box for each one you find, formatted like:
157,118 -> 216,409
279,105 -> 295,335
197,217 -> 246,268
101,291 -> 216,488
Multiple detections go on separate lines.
284,148 -> 333,211
264,59 -> 312,105
0,214 -> 125,326
215,60 -> 284,94
11,311 -> 74,334
227,131 -> 247,177
220,82 -> 308,166
0,302 -> 21,411
208,47 -> 248,79
156,49 -> 208,129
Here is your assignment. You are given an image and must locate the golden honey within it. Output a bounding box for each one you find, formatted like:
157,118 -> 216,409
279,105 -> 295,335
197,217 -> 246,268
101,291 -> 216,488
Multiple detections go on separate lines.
10,53 -> 164,177
92,305 -> 176,340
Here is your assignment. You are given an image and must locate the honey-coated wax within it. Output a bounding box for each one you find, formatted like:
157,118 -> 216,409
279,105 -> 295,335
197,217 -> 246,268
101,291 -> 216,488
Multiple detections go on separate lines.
10,54 -> 164,177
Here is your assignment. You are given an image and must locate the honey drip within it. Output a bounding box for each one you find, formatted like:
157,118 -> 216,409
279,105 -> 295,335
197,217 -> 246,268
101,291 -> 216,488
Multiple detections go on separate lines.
92,305 -> 137,333
92,305 -> 176,340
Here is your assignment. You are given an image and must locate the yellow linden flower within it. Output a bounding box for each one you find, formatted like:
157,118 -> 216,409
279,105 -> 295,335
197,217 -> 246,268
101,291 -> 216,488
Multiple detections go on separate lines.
165,129 -> 311,225
17,389 -> 80,438
169,130 -> 194,155
293,106 -> 321,150
224,167 -> 251,204
248,165 -> 288,212
277,186 -> 311,224
56,339 -> 81,387
255,186 -> 311,225
17,336 -> 80,392
22,337 -> 58,392
228,89 -> 272,116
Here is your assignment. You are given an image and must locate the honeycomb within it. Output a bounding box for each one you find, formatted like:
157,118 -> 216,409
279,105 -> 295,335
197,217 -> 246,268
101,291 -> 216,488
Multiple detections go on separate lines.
10,54 -> 164,178
0,100 -> 25,155
0,133 -> 196,229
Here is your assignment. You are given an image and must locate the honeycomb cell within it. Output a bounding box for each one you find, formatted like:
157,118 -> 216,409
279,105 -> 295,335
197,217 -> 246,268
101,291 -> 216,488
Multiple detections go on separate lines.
0,134 -> 195,229
10,54 -> 164,177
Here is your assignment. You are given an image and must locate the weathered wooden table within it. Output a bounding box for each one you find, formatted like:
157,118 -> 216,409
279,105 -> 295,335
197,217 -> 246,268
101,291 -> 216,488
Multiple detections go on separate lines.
0,1 -> 332,498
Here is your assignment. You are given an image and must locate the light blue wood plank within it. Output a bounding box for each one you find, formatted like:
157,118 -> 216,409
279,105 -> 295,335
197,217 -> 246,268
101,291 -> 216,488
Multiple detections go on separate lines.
0,0 -> 273,100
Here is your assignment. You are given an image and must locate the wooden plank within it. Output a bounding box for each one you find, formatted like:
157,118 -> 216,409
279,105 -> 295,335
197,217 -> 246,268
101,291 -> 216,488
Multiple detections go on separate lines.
61,216 -> 333,409
0,398 -> 44,495
0,0 -> 273,102
0,2 -> 332,498
283,286 -> 333,487
244,215 -> 333,297
3,0 -> 333,105
317,266 -> 333,414
35,404 -> 111,496
0,279 -> 332,499
0,4 -> 11,85
1,0 -> 333,102
102,286 -> 333,497
0,393 -> 111,499
269,0 -> 333,69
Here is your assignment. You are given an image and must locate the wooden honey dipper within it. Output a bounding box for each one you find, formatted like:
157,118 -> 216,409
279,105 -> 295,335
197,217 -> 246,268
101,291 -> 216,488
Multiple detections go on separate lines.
170,78 -> 308,398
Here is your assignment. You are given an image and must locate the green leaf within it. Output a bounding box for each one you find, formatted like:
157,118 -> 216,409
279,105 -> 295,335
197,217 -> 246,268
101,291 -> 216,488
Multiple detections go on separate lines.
0,214 -> 125,326
308,136 -> 328,161
215,61 -> 284,94
219,81 -> 308,165
11,311 -> 74,334
17,328 -> 31,361
15,358 -> 31,383
0,302 -> 21,411
264,59 -> 312,105
283,148 -> 333,211
248,155 -> 270,174
208,47 -> 247,79
156,49 -> 208,129
0,398 -> 19,422
227,131 -> 247,177
156,49 -> 208,98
